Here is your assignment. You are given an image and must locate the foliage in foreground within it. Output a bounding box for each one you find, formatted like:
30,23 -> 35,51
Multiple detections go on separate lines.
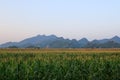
0,49 -> 120,80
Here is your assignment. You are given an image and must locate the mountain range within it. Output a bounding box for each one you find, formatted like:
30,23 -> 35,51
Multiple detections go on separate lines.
0,35 -> 120,48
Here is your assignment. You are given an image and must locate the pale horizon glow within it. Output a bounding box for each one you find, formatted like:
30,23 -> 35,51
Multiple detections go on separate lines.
0,0 -> 120,44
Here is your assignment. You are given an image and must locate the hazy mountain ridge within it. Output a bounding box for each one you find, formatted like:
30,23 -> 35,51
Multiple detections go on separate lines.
0,35 -> 120,48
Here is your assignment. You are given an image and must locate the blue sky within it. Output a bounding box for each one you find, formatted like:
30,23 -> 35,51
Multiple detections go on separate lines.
0,0 -> 120,43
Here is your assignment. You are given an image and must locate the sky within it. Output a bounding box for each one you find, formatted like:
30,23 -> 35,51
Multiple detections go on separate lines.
0,0 -> 120,44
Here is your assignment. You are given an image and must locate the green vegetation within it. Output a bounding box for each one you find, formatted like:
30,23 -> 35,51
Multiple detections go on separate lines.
0,49 -> 120,80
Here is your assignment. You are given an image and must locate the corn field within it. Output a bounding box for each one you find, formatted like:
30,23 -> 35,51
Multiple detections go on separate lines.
0,49 -> 120,80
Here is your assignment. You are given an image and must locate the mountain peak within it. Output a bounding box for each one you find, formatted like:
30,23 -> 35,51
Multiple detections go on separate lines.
49,34 -> 57,38
112,36 -> 119,39
110,35 -> 120,43
36,34 -> 57,38
79,38 -> 88,42
78,38 -> 89,47
36,34 -> 46,37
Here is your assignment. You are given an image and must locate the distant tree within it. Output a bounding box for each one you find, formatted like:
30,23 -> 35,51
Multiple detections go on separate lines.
8,46 -> 18,48
26,45 -> 40,49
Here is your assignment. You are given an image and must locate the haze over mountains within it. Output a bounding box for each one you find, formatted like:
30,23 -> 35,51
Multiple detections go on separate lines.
0,35 -> 120,48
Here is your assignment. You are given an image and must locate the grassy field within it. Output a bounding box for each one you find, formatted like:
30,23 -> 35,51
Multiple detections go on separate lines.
0,48 -> 120,80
